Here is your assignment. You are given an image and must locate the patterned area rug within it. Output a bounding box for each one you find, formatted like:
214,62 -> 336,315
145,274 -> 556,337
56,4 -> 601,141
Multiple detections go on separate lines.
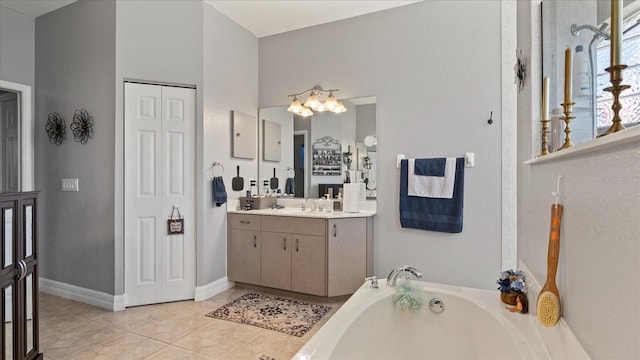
206,291 -> 332,337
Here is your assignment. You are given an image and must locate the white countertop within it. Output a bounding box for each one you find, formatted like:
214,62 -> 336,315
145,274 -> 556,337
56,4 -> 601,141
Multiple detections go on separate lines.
227,207 -> 376,219
226,198 -> 376,218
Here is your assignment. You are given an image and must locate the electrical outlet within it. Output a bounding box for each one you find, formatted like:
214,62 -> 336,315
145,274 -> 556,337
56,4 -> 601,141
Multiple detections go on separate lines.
61,179 -> 79,192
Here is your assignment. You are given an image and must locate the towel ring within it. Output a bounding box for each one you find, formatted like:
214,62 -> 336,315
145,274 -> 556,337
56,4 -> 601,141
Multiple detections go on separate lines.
209,162 -> 224,179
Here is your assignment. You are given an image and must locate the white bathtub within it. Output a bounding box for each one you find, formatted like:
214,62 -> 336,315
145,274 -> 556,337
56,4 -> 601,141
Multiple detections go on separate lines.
293,280 -> 588,359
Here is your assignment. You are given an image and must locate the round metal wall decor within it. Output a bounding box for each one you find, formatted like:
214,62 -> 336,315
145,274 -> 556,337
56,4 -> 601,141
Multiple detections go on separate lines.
70,109 -> 94,144
514,49 -> 527,93
45,112 -> 66,146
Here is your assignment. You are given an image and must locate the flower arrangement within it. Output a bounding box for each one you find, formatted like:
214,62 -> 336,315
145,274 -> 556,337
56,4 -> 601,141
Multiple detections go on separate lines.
497,269 -> 527,293
497,269 -> 527,306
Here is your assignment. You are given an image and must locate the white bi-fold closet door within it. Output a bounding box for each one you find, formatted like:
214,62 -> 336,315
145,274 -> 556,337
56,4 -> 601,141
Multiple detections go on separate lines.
124,82 -> 196,307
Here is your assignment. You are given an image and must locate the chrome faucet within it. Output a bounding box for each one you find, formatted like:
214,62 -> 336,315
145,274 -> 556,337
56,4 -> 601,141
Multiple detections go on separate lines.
387,266 -> 423,287
305,198 -> 317,211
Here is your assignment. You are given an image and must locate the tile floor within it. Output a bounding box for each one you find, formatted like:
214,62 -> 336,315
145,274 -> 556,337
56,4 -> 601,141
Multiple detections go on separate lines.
39,285 -> 347,360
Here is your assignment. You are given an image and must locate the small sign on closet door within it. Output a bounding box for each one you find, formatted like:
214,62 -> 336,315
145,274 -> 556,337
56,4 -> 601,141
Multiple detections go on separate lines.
167,206 -> 184,235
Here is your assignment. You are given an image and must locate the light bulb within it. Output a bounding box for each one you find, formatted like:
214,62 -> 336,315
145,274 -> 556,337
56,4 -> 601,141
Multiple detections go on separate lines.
298,105 -> 313,117
287,98 -> 303,113
332,100 -> 347,113
304,93 -> 321,110
324,93 -> 338,111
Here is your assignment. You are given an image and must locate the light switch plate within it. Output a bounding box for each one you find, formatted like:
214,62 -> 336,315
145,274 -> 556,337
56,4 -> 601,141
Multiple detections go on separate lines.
61,179 -> 79,192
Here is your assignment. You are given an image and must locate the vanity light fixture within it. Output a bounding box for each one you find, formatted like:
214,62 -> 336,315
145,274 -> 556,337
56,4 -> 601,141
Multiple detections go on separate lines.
287,86 -> 347,117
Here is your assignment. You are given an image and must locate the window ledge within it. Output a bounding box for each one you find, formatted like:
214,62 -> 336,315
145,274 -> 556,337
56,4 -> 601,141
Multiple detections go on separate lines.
524,125 -> 640,165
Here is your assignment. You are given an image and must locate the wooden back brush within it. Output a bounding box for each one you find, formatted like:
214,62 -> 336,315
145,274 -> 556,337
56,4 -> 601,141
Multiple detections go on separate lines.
537,202 -> 563,327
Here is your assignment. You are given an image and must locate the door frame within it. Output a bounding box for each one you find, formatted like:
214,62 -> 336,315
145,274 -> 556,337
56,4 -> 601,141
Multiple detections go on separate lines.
0,80 -> 33,192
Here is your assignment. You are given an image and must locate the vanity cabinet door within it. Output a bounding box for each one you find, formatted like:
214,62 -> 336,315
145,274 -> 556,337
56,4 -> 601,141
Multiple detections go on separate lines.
328,218 -> 367,296
291,234 -> 326,296
261,231 -> 291,290
227,229 -> 261,285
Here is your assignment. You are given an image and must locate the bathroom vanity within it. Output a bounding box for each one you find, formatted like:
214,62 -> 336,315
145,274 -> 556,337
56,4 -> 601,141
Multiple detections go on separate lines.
227,209 -> 374,297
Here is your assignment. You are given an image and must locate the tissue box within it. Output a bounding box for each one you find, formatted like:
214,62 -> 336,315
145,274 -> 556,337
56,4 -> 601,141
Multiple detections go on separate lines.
240,196 -> 277,210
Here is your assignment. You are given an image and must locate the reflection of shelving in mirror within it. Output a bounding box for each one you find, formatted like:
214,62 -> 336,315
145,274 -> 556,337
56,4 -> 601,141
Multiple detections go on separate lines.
312,136 -> 342,176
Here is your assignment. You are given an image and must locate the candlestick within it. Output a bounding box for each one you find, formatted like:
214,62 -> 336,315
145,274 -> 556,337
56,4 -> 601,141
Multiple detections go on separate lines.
598,64 -> 631,137
610,0 -> 623,69
538,77 -> 551,157
557,102 -> 575,150
564,47 -> 572,104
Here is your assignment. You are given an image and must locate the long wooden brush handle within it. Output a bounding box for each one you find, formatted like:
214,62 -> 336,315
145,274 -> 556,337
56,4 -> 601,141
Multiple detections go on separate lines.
547,204 -> 563,288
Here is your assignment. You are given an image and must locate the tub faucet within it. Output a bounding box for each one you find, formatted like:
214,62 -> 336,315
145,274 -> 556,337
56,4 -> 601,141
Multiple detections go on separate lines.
387,266 -> 423,287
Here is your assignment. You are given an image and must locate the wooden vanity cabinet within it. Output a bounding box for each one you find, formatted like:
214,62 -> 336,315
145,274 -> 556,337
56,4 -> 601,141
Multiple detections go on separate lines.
227,213 -> 372,297
262,216 -> 327,296
227,214 -> 262,285
260,231 -> 291,290
291,234 -> 326,296
327,218 -> 367,297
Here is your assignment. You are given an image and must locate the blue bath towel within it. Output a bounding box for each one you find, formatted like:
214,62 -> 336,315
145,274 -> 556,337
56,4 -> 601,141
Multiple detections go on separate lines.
285,177 -> 295,195
399,158 -> 464,233
213,176 -> 227,207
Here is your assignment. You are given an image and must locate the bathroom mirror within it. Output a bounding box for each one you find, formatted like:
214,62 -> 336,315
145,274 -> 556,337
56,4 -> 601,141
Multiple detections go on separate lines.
258,96 -> 376,199
541,0 -> 640,148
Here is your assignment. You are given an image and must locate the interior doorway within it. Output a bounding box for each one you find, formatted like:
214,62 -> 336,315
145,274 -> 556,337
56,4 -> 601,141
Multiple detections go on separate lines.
293,132 -> 306,198
0,90 -> 19,193
0,80 -> 34,193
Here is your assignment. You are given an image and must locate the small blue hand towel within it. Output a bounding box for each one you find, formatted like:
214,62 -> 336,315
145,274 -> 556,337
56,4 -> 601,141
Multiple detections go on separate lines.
285,177 -> 295,195
213,176 -> 227,207
399,158 -> 464,233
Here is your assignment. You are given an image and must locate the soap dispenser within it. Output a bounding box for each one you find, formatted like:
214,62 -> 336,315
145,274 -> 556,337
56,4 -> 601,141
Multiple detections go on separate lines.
333,193 -> 343,212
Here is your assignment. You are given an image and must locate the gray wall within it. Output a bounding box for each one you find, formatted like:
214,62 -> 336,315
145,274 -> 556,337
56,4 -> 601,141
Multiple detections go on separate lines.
35,0 -> 117,294
201,3 -> 259,285
114,0 -> 204,294
32,0 -> 257,296
0,6 -> 35,87
260,0 -> 503,289
518,1 -> 640,358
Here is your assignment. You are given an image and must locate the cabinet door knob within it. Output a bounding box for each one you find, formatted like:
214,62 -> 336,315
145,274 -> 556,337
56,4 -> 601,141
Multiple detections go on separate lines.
253,235 -> 257,248
333,224 -> 337,237
240,220 -> 251,224
296,239 -> 299,252
283,238 -> 287,251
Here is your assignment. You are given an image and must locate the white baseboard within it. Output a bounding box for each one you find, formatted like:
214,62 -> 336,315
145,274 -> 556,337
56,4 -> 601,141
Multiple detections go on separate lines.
39,278 -> 125,311
194,277 -> 234,301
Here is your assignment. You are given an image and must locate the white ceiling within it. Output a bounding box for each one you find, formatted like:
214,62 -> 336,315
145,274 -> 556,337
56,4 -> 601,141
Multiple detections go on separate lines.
204,0 -> 422,38
0,0 -> 421,38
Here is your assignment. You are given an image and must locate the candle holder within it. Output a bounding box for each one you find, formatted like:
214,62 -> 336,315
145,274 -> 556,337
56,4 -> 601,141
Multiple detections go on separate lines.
538,118 -> 551,157
598,64 -> 630,138
557,102 -> 575,150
